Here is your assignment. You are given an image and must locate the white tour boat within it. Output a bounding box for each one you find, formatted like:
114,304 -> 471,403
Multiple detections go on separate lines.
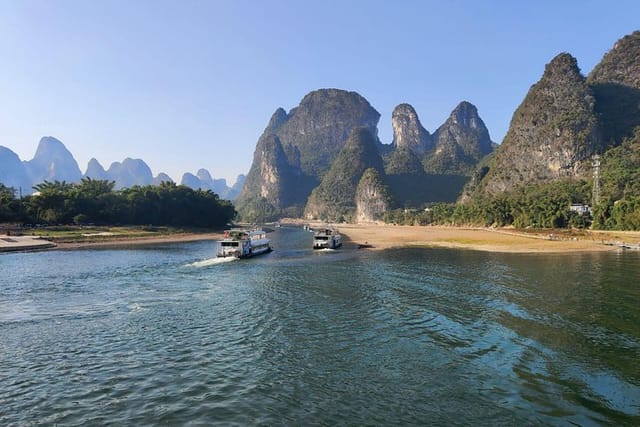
217,229 -> 272,258
313,228 -> 342,249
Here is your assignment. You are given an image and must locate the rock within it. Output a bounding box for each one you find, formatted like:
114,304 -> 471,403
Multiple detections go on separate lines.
356,168 -> 391,223
0,146 -> 31,192
391,103 -> 433,156
304,127 -> 384,221
426,101 -> 493,175
26,136 -> 82,185
588,30 -> 640,147
107,158 -> 154,189
153,173 -> 174,185
468,53 -> 599,198
84,158 -> 109,180
236,88 -> 381,216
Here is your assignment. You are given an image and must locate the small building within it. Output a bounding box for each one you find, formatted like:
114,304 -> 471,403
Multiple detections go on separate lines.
570,204 -> 591,215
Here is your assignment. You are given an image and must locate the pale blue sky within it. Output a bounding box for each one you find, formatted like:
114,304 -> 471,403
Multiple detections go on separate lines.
0,0 -> 638,184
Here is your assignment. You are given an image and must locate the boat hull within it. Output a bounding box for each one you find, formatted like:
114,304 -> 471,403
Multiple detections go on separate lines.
216,229 -> 272,259
313,235 -> 342,250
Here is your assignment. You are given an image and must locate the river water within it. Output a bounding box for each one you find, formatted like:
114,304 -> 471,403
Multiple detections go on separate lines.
1,226 -> 639,425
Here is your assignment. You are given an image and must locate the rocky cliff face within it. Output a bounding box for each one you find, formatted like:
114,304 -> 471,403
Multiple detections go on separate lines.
238,134 -> 295,210
587,31 -> 640,147
152,173 -> 174,186
426,101 -> 493,175
304,128 -> 385,221
277,89 -> 381,176
85,158 -> 109,180
0,146 -> 31,192
391,104 -> 433,156
178,168 -> 239,199
26,136 -> 82,184
181,172 -> 201,189
1,136 -> 237,197
236,89 -> 381,216
355,168 -> 391,223
107,158 -> 154,189
384,145 -> 425,176
88,157 -> 175,189
230,174 -> 245,193
468,53 -> 599,198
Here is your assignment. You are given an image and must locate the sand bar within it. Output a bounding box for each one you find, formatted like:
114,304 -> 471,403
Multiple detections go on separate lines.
333,223 -> 640,253
5,224 -> 640,254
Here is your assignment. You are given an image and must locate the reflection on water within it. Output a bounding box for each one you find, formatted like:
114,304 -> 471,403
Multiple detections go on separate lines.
1,227 -> 639,425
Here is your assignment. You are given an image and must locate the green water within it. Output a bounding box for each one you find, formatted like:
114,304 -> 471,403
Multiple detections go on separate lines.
1,226 -> 639,425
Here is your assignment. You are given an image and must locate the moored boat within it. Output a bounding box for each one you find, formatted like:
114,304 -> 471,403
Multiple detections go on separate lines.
217,229 -> 272,258
313,228 -> 342,249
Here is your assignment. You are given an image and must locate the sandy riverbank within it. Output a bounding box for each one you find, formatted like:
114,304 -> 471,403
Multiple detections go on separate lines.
5,224 -> 640,254
332,223 -> 640,253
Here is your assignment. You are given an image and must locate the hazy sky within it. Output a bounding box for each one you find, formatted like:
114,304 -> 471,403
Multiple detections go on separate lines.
1,1 -> 638,184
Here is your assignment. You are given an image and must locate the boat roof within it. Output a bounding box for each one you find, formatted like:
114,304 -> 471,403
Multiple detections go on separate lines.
315,228 -> 339,235
223,229 -> 267,238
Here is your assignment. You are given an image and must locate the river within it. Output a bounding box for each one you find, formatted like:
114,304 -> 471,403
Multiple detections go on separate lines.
1,226 -> 639,425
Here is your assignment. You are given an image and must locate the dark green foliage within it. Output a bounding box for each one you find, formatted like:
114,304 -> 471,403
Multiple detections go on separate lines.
384,146 -> 424,175
384,203 -> 456,226
599,128 -> 640,201
471,180 -> 591,228
385,174 -> 469,208
305,127 -> 384,221
386,180 -> 593,229
592,129 -> 640,229
425,102 -> 493,176
605,197 -> 640,230
0,179 -> 235,227
0,183 -> 22,222
587,31 -> 640,154
234,196 -> 281,223
590,83 -> 640,149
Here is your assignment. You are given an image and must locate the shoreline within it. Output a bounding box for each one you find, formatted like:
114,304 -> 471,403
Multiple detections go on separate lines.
333,223 -> 638,254
4,224 -> 640,254
53,232 -> 223,250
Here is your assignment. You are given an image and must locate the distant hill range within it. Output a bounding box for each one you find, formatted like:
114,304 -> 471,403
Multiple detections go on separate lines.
237,30 -> 640,222
0,136 -> 244,199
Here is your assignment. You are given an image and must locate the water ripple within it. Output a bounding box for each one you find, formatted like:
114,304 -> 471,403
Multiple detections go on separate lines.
1,233 -> 639,425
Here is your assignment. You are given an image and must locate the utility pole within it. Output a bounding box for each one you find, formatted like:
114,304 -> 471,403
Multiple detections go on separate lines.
592,155 -> 601,207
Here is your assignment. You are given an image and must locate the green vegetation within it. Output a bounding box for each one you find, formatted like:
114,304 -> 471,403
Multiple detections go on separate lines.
386,180 -> 593,228
0,178 -> 235,228
305,128 -> 384,221
384,146 -> 424,175
234,196 -> 281,223
386,139 -> 640,230
385,174 -> 469,207
592,128 -> 640,229
590,83 -> 640,149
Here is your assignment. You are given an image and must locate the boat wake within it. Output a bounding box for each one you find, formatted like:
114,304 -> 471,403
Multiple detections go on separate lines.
187,256 -> 238,268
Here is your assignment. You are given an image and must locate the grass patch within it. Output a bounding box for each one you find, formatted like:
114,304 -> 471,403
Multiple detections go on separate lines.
21,225 -> 216,243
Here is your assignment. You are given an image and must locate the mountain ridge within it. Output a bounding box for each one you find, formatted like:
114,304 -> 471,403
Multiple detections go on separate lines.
0,139 -> 243,199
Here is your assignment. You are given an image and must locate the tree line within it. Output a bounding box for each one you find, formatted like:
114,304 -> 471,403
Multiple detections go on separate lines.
0,178 -> 236,228
384,178 -> 639,231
